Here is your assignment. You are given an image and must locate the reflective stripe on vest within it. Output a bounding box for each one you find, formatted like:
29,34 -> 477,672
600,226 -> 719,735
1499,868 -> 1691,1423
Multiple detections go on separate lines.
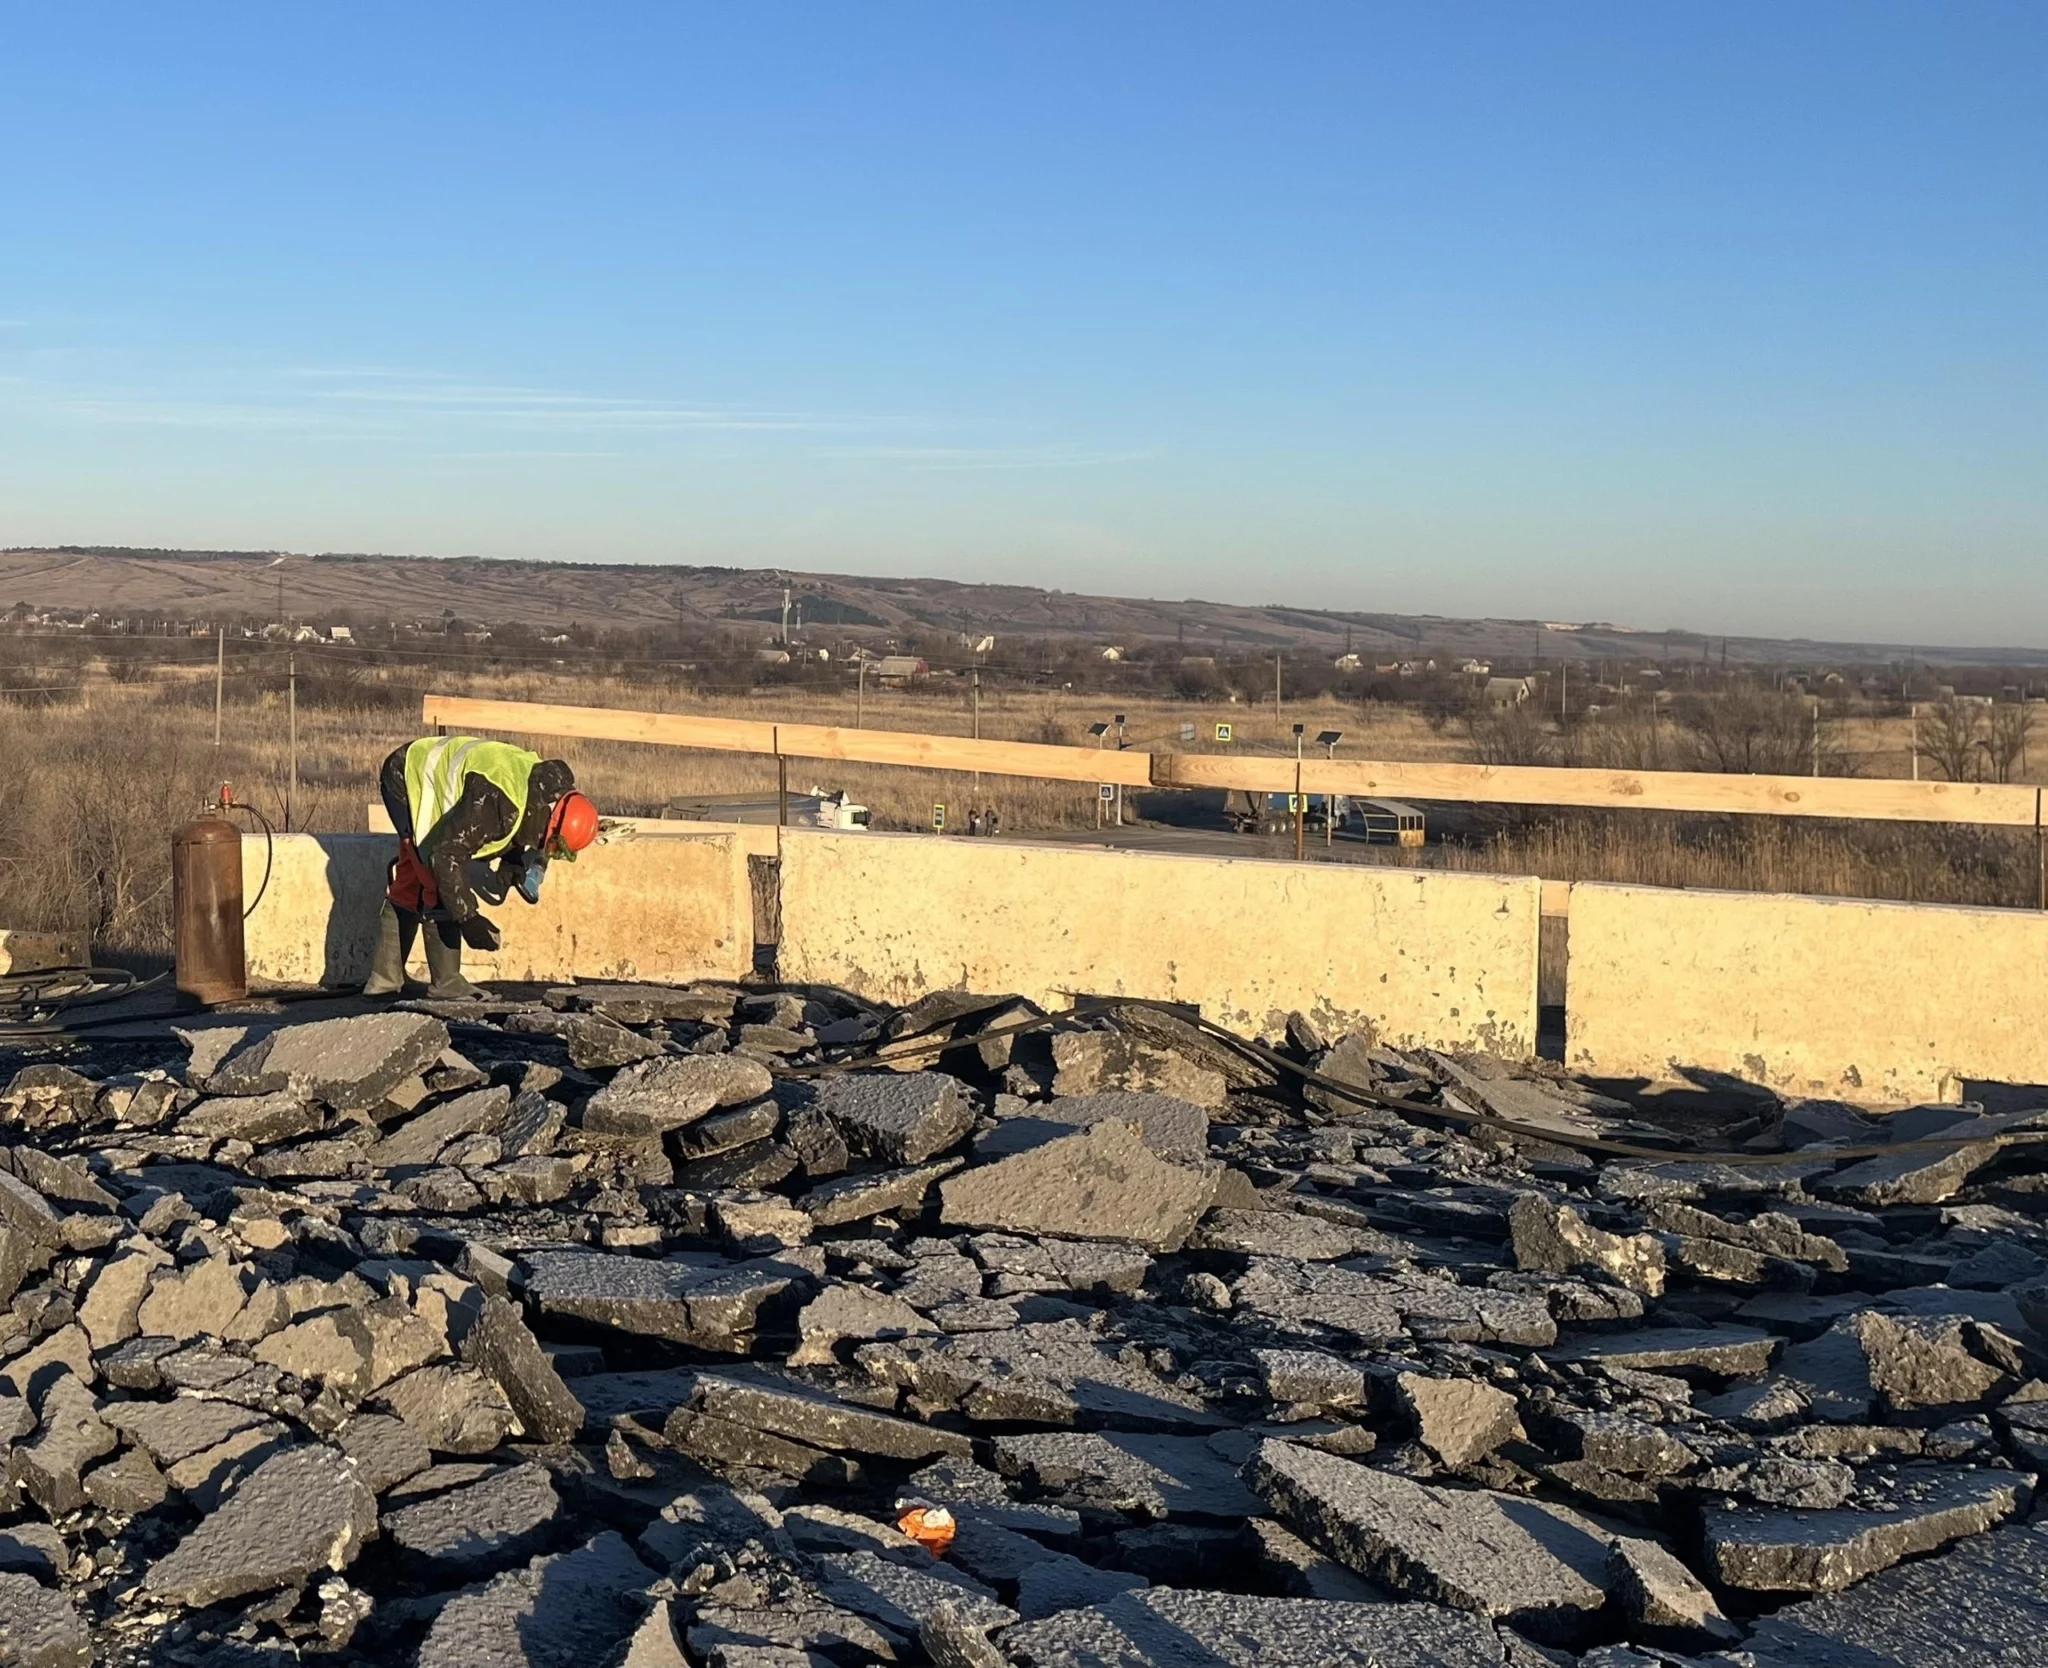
403,736 -> 542,860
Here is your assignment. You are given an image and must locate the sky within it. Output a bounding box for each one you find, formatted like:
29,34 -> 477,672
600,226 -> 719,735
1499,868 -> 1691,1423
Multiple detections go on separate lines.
0,4 -> 2043,647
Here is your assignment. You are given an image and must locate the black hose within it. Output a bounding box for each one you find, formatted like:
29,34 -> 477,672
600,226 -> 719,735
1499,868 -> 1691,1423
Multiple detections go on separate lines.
223,800 -> 276,920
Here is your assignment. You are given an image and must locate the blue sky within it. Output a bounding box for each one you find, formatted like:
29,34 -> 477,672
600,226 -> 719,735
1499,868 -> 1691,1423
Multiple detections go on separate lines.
1,3 -> 2042,645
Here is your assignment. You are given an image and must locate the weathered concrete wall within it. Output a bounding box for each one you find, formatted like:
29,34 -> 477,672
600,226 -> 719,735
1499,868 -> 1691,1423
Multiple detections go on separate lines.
1568,883 -> 2048,1106
243,830 -> 752,988
776,830 -> 1541,1053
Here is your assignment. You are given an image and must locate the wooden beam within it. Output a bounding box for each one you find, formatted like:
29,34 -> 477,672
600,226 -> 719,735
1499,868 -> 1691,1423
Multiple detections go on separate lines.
423,693 -> 2042,828
1148,752 -> 2041,828
420,694 -> 1155,788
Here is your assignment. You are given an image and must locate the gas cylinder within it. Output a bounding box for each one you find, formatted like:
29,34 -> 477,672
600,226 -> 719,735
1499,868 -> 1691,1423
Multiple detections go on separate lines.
173,798 -> 246,1006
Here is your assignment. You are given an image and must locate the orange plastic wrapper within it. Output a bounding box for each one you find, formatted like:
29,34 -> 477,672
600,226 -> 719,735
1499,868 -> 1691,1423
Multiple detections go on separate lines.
896,1503 -> 956,1555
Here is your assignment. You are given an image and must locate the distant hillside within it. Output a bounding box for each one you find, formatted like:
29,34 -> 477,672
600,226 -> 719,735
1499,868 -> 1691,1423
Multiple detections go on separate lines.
4,545 -> 2044,668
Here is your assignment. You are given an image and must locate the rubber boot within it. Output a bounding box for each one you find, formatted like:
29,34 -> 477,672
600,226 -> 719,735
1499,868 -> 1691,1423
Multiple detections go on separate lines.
360,901 -> 413,998
423,922 -> 482,1001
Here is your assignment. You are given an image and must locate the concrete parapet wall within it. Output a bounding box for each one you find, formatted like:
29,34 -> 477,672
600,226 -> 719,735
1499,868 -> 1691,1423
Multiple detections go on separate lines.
775,830 -> 1542,1053
1567,883 -> 2048,1106
243,830 -> 752,988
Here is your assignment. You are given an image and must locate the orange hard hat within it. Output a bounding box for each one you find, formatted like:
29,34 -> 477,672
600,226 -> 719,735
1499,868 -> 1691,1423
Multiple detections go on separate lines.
546,791 -> 600,857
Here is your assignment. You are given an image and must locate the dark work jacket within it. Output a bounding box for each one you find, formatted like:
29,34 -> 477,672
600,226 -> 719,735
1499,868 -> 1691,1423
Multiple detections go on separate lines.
378,745 -> 568,922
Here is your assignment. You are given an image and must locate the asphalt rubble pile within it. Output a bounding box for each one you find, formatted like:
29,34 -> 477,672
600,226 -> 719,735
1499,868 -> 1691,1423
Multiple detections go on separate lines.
1,982 -> 2047,1666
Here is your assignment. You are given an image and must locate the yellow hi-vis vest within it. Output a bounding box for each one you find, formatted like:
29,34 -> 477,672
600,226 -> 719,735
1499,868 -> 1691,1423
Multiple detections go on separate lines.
403,736 -> 541,860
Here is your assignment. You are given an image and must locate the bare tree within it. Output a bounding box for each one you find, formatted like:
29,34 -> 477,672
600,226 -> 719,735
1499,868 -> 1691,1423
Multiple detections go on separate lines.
1984,702 -> 2035,784
1674,686 -> 1846,775
1464,699 -> 1553,767
1919,695 -> 1986,783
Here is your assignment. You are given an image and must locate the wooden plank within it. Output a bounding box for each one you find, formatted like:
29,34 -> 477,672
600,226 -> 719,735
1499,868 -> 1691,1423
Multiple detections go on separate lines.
421,694 -> 1154,787
1149,753 -> 2042,828
1540,880 -> 1572,919
424,693 -> 2041,827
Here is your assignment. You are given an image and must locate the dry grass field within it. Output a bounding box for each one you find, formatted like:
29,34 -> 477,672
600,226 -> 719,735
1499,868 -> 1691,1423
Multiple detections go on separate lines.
1,654 -> 2040,960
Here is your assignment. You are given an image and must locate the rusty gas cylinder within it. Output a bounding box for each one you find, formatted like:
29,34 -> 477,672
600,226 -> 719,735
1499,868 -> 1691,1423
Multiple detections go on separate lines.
173,807 -> 246,1005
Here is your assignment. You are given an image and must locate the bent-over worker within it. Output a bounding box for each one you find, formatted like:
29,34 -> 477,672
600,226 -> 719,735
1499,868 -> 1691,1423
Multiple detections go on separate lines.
362,735 -> 599,1000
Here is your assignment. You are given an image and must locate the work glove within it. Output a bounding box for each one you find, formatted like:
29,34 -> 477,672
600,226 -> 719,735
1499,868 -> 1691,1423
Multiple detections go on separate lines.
460,915 -> 502,952
517,858 -> 547,905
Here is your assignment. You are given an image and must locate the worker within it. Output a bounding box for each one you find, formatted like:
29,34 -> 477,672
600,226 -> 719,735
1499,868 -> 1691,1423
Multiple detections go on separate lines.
361,735 -> 599,1000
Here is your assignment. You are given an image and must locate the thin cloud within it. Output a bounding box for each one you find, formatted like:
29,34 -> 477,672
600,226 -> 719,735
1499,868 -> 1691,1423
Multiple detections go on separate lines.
822,444 -> 1160,471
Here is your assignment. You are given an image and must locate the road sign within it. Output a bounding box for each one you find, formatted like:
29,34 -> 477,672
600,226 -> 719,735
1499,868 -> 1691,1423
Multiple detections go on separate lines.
1098,783 -> 1116,801
1215,722 -> 1233,743
1287,794 -> 1305,813
932,804 -> 945,830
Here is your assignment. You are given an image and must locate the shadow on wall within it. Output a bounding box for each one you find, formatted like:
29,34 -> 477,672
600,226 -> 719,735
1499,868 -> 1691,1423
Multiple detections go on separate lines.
318,835 -> 395,988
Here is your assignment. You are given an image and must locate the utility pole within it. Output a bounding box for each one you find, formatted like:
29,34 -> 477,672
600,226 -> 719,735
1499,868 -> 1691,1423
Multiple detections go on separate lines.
213,626 -> 224,751
1293,725 -> 1305,863
856,660 -> 867,728
1812,701 -> 1821,777
1274,655 -> 1283,734
287,652 -> 298,831
1911,705 -> 1920,780
971,667 -> 981,794
780,585 -> 791,647
1561,659 -> 1568,722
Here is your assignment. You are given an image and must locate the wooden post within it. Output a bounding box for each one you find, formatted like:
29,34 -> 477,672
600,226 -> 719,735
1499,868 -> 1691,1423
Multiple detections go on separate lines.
212,626 -> 224,750
287,652 -> 297,832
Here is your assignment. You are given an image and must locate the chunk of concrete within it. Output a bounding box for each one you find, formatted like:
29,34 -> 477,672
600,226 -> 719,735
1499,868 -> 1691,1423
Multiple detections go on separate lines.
1704,1465 -> 2030,1592
522,1249 -> 805,1351
0,1572 -> 89,1668
8,1374 -> 116,1516
366,1085 -> 510,1168
855,1320 -> 1221,1431
75,1243 -> 171,1352
1509,1195 -> 1665,1296
1246,1438 -> 1612,1643
458,1295 -> 584,1444
83,1444 -> 171,1514
799,1158 -> 963,1227
135,1255 -> 250,1341
790,1283 -> 934,1366
813,1548 -> 1015,1635
376,1363 -> 520,1454
993,1431 -> 1260,1519
1396,1373 -> 1523,1469
177,1092 -> 322,1146
143,1444 -> 378,1608
416,1529 -> 654,1668
1189,1208 -> 1402,1261
1607,1536 -> 1739,1645
1047,1031 -> 1229,1109
207,1011 -> 450,1112
384,1461 -> 559,1576
1002,1587 -> 1507,1667
1234,1260 -> 1556,1349
583,1055 -> 774,1138
940,1120 -> 1217,1252
336,1412 -> 433,1493
1254,1349 -> 1368,1409
976,1092 -> 1210,1164
1746,1519 -> 2048,1668
815,1072 -> 975,1165
1778,1310 -> 2009,1423
691,1370 -> 973,1461
1550,1326 -> 1777,1378
101,1397 -> 270,1466
254,1308 -> 378,1393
